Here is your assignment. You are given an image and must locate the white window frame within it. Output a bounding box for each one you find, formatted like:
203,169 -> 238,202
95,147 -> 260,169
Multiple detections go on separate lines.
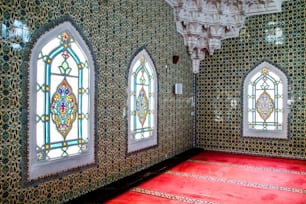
242,61 -> 290,139
127,48 -> 158,154
28,21 -> 95,180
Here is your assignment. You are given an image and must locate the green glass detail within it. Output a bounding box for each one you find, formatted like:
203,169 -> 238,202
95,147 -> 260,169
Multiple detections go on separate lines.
59,61 -> 72,75
139,75 -> 146,84
38,51 -> 48,62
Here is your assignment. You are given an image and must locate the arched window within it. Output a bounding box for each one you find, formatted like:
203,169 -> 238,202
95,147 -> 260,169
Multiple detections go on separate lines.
127,48 -> 158,153
242,61 -> 289,139
28,21 -> 95,180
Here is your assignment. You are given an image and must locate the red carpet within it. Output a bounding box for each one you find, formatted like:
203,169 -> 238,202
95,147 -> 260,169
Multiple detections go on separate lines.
106,151 -> 306,204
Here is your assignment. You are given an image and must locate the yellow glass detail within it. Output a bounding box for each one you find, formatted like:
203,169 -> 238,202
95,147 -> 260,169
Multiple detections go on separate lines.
262,67 -> 269,74
140,56 -> 145,65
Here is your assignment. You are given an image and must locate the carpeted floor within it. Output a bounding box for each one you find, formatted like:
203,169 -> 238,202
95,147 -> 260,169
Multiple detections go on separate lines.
106,151 -> 306,204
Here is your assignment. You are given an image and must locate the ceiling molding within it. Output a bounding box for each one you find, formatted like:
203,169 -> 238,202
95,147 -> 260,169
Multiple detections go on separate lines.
166,0 -> 287,73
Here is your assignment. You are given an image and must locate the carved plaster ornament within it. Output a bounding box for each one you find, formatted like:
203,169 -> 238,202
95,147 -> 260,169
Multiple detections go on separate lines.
165,0 -> 287,73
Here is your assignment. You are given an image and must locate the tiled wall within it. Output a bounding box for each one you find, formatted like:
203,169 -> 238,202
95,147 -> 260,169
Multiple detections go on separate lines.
0,0 -> 194,203
197,0 -> 306,159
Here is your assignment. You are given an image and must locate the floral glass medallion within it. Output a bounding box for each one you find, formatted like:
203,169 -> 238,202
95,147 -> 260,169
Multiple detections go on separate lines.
51,78 -> 77,138
256,91 -> 274,121
136,87 -> 148,127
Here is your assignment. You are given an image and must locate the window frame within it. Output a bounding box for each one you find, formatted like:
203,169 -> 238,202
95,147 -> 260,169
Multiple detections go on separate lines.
127,48 -> 158,154
28,21 -> 95,180
242,61 -> 290,139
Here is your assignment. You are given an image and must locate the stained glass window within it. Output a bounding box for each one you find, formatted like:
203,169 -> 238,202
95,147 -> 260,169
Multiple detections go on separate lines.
127,48 -> 158,153
29,22 -> 95,180
242,61 -> 289,139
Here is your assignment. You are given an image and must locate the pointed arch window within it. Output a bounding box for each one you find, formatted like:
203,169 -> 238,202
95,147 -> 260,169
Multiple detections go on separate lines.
242,61 -> 289,139
127,48 -> 158,153
28,21 -> 95,180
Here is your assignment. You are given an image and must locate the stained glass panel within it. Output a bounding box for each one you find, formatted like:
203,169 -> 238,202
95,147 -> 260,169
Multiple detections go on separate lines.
36,31 -> 90,160
127,49 -> 157,153
247,67 -> 283,130
130,56 -> 154,141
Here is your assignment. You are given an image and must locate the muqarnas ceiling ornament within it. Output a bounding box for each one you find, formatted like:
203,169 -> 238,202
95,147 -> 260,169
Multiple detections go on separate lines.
165,0 -> 287,74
